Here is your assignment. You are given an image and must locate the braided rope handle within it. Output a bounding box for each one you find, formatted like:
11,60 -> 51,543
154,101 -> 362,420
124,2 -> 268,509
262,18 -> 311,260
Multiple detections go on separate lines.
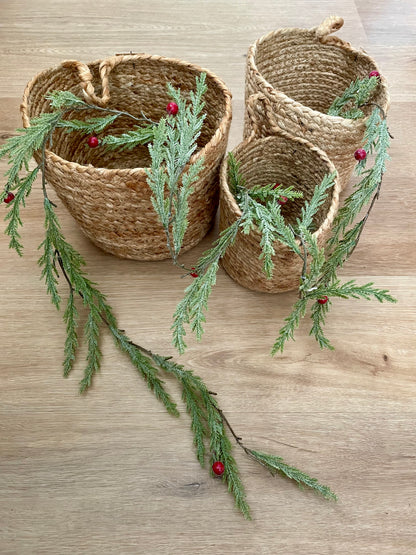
61,55 -> 132,106
312,15 -> 345,45
246,92 -> 295,142
246,92 -> 338,174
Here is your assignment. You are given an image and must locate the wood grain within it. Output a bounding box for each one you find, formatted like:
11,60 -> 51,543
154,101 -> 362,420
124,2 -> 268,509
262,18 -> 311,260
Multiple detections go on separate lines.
0,1 -> 415,553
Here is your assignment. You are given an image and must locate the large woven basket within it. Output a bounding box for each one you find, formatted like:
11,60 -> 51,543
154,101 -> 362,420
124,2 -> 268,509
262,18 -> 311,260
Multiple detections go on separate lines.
219,96 -> 340,293
244,16 -> 389,190
21,54 -> 232,260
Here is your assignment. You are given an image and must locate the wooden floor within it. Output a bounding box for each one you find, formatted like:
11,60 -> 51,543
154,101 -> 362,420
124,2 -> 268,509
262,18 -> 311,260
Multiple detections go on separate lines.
0,1 -> 415,553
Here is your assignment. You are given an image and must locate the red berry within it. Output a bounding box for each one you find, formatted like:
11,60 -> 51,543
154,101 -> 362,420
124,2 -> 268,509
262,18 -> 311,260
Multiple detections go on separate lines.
317,296 -> 329,305
272,182 -> 280,190
190,267 -> 198,278
212,461 -> 225,476
166,102 -> 179,116
87,136 -> 99,148
278,196 -> 288,206
369,70 -> 380,79
3,192 -> 15,204
354,148 -> 367,161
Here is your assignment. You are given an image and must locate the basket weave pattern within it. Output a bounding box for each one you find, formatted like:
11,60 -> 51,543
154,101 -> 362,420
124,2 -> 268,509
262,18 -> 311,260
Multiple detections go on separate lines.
219,124 -> 340,293
21,54 -> 232,260
244,16 -> 389,190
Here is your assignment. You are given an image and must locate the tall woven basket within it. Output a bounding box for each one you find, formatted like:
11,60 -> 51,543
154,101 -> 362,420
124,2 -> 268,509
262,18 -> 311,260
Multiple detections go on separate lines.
219,95 -> 340,293
21,54 -> 232,260
244,16 -> 389,190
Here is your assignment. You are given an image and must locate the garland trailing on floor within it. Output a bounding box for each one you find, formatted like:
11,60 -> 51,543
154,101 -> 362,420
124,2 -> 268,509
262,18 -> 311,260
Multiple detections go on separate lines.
0,76 -> 336,519
171,75 -> 396,355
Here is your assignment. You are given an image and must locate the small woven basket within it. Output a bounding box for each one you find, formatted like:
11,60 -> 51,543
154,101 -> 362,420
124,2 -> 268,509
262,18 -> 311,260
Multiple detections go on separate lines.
244,16 -> 389,190
219,95 -> 340,293
21,54 -> 232,260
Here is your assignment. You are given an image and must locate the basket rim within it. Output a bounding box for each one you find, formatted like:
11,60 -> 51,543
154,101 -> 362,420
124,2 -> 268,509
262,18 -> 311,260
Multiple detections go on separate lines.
220,134 -> 341,246
246,25 -> 390,129
20,53 -> 233,176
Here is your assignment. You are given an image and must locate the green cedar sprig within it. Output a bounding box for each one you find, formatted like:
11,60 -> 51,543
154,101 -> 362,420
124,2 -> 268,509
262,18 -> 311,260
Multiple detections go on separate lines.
1,81 -> 336,518
172,154 -> 336,354
327,75 -> 379,119
171,153 -> 308,353
100,125 -> 155,151
15,182 -> 337,518
247,450 -> 337,500
327,108 -> 390,250
146,73 -> 207,266
173,77 -> 395,356
1,76 -> 206,260
272,78 -> 395,354
0,92 -> 152,255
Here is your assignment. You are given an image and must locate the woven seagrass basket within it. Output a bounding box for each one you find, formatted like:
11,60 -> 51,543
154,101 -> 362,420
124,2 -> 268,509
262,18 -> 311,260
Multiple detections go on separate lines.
244,16 -> 389,190
219,95 -> 340,293
21,54 -> 232,260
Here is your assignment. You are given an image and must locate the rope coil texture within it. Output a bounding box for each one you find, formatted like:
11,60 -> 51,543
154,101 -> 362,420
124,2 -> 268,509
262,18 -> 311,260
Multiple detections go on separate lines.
244,15 -> 389,190
219,94 -> 340,293
21,54 -> 232,260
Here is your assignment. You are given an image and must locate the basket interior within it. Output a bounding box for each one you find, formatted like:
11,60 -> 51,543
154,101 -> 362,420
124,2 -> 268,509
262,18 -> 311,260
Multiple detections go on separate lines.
254,29 -> 388,114
232,136 -> 334,232
25,57 -> 229,169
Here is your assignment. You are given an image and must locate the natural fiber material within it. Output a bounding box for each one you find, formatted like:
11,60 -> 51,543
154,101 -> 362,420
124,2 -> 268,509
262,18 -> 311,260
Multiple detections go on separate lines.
21,54 -> 232,260
244,16 -> 389,190
219,112 -> 340,293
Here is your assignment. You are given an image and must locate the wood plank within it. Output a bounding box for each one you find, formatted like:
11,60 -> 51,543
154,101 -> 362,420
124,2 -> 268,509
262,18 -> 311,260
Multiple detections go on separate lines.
0,1 -> 415,553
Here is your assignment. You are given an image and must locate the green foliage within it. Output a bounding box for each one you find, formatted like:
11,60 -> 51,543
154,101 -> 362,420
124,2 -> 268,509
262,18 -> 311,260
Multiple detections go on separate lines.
328,109 -> 390,247
296,172 -> 336,231
311,280 -> 397,303
0,113 -> 57,256
328,76 -> 378,119
172,153 -> 335,354
240,190 -> 302,274
152,354 -> 251,518
0,91 -> 154,255
0,112 -> 62,185
274,100 -> 394,353
172,78 -> 395,356
146,73 -> 207,262
106,328 -> 179,417
1,73 -> 341,519
101,124 -> 155,150
172,261 -> 221,354
271,297 -> 308,355
0,111 -> 62,254
58,114 -> 119,135
248,450 -> 337,500
3,167 -> 40,255
172,219 -> 240,354
309,300 -> 334,351
246,182 -> 303,204
46,90 -> 89,110
38,197 -> 179,408
63,291 -> 79,377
